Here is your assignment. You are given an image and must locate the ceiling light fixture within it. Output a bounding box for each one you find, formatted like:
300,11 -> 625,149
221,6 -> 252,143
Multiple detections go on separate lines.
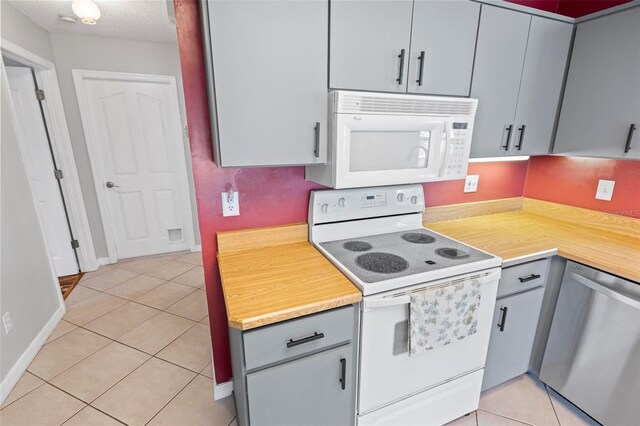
72,0 -> 101,25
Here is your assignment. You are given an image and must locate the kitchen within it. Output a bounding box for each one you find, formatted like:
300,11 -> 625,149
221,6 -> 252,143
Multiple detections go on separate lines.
190,0 -> 639,425
0,0 -> 638,425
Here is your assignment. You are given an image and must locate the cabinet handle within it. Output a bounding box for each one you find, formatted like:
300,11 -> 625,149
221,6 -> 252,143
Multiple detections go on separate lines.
396,49 -> 405,85
503,125 -> 513,151
515,124 -> 526,151
518,273 -> 541,283
286,331 -> 324,348
416,51 -> 425,86
624,123 -> 636,153
313,122 -> 320,158
339,358 -> 346,390
497,306 -> 508,332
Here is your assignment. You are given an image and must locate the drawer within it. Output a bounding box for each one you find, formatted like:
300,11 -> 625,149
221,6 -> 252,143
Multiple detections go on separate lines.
243,305 -> 355,371
498,258 -> 550,298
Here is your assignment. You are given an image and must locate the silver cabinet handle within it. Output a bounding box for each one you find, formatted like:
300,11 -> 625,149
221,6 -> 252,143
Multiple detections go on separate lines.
624,123 -> 636,153
105,181 -> 119,189
570,272 -> 640,309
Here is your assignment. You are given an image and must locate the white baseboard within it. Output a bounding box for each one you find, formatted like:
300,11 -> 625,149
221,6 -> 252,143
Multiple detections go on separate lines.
191,245 -> 202,253
97,257 -> 112,266
213,379 -> 234,401
0,304 -> 65,404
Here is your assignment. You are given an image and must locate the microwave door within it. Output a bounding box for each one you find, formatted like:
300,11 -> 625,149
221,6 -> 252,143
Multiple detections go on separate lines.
335,114 -> 445,188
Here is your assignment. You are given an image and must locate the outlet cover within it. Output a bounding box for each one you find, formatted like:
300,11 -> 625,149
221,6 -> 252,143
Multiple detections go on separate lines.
2,312 -> 13,334
464,175 -> 479,193
595,179 -> 615,201
221,191 -> 240,217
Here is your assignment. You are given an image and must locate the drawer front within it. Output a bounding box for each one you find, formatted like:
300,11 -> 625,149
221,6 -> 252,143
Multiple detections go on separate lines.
244,305 -> 355,371
498,258 -> 550,298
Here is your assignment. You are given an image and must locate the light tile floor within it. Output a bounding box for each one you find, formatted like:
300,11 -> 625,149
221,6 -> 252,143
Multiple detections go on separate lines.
0,252 -> 237,426
1,252 -> 599,426
448,374 -> 600,426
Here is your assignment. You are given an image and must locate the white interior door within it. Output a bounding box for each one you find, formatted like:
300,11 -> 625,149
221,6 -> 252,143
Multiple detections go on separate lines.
6,66 -> 78,276
74,71 -> 194,260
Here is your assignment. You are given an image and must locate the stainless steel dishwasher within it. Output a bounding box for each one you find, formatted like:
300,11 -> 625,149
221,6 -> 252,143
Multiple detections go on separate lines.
540,260 -> 640,426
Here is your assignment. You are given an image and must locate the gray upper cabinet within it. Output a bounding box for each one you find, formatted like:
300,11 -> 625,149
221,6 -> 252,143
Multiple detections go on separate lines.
470,6 -> 531,158
512,17 -> 573,156
203,1 -> 328,167
407,1 -> 480,96
470,6 -> 572,158
330,0 -> 413,93
554,7 -> 640,159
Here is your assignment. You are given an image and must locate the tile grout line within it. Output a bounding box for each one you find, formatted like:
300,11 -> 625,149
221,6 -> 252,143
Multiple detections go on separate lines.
544,383 -> 563,426
476,409 -> 536,426
228,415 -> 237,426
142,373 -> 201,426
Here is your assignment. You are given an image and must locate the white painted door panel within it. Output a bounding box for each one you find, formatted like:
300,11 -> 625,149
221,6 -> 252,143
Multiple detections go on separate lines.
76,74 -> 193,259
6,66 -> 78,276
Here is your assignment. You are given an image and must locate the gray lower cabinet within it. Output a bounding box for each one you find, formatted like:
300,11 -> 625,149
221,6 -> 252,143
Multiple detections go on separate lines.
470,6 -> 572,158
554,7 -> 640,159
330,0 -> 479,96
230,305 -> 359,426
247,345 -> 355,426
482,259 -> 550,391
201,0 -> 328,167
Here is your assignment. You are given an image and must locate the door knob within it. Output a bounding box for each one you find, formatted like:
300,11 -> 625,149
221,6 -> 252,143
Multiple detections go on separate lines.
105,181 -> 119,188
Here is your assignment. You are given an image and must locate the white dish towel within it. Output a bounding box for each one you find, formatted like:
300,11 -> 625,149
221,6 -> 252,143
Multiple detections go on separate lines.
409,278 -> 482,355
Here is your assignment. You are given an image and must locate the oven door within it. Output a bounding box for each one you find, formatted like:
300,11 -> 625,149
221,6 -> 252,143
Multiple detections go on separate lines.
358,269 -> 500,415
333,113 -> 452,188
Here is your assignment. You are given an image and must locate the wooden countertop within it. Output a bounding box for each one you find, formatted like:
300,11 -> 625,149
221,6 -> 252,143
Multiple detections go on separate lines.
426,199 -> 640,282
217,224 -> 361,330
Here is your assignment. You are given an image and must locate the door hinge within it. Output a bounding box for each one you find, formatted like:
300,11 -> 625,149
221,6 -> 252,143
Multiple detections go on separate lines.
35,89 -> 45,101
70,239 -> 80,249
54,169 -> 64,180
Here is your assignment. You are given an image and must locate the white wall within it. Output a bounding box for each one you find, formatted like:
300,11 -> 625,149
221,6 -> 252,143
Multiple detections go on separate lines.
0,67 -> 64,394
50,33 -> 201,258
0,2 -> 55,63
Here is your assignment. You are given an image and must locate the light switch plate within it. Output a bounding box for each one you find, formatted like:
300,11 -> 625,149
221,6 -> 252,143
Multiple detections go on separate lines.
595,179 -> 615,201
464,175 -> 479,193
2,312 -> 13,334
221,191 -> 240,217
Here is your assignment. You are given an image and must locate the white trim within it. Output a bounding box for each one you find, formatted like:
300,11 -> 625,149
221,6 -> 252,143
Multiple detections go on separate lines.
72,69 -> 196,261
1,39 -> 99,272
191,245 -> 202,253
213,380 -> 234,401
0,305 -> 65,405
472,0 -> 576,23
97,257 -> 113,266
575,0 -> 640,23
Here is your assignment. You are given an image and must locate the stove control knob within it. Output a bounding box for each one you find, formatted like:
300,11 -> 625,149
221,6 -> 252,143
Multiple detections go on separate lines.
338,198 -> 346,208
410,196 -> 418,205
321,203 -> 329,214
396,193 -> 405,203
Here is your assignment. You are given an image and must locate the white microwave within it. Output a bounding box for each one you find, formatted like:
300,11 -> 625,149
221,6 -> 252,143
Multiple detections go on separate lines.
305,91 -> 478,188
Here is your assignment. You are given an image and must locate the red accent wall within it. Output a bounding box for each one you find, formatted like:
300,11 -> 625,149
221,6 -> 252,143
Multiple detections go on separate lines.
524,156 -> 640,218
505,0 -> 631,16
175,0 -> 636,384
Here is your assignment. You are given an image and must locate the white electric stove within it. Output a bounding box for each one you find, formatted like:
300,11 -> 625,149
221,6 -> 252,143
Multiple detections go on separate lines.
309,184 -> 502,426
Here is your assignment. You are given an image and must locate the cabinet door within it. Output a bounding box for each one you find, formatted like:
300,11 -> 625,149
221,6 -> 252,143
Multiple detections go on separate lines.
470,6 -> 531,158
247,345 -> 355,426
407,1 -> 480,96
482,287 -> 545,391
554,7 -> 640,159
512,17 -> 573,156
330,0 -> 413,93
208,0 -> 328,166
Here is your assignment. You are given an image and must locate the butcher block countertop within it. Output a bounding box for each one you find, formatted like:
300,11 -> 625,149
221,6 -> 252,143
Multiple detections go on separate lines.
426,198 -> 640,283
217,224 -> 361,330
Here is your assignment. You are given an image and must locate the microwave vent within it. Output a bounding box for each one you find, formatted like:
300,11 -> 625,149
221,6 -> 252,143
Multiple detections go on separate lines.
336,92 -> 477,116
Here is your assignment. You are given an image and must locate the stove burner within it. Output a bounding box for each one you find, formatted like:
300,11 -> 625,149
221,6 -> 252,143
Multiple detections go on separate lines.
401,232 -> 436,244
435,247 -> 471,260
356,252 -> 409,274
343,241 -> 373,252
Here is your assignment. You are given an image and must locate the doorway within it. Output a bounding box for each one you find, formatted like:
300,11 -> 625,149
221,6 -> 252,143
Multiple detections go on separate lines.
73,70 -> 195,260
4,64 -> 80,277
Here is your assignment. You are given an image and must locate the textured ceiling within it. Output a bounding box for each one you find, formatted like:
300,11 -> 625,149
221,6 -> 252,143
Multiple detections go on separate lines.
8,0 -> 177,44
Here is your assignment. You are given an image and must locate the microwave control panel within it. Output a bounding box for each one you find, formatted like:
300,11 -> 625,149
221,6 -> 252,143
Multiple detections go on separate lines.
445,122 -> 471,176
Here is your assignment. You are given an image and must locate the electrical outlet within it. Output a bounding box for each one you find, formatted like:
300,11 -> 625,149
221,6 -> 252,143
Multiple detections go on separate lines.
595,179 -> 615,201
2,312 -> 13,334
464,175 -> 479,193
221,190 -> 240,217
